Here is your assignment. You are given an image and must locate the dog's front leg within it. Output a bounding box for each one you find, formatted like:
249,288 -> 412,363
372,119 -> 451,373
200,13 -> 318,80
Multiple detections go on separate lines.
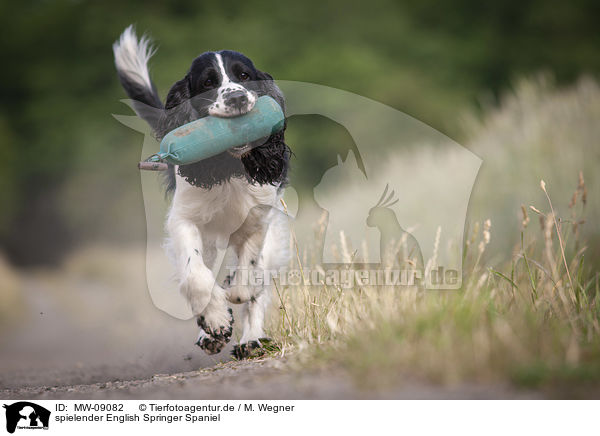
167,213 -> 233,355
227,206 -> 290,359
232,290 -> 272,359
228,234 -> 272,360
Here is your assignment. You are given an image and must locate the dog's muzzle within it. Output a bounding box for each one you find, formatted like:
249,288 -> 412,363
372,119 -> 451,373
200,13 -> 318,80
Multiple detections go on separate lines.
223,90 -> 249,110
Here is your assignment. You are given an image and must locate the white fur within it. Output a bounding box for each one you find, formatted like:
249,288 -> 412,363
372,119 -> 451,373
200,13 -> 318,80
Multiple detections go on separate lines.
239,291 -> 270,344
238,209 -> 289,343
166,171 -> 289,347
112,25 -> 156,90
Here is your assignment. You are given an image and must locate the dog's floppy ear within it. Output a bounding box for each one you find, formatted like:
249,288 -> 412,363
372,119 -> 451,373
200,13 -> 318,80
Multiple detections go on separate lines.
256,70 -> 285,113
164,74 -> 191,110
241,129 -> 290,186
256,70 -> 273,81
158,73 -> 196,139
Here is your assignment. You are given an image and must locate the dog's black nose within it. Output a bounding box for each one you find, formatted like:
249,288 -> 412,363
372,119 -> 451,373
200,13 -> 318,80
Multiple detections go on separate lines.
224,90 -> 249,109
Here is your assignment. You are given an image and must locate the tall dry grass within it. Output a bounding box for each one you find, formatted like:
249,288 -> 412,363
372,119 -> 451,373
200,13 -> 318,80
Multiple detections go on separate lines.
268,176 -> 599,387
266,77 -> 600,389
465,74 -> 600,265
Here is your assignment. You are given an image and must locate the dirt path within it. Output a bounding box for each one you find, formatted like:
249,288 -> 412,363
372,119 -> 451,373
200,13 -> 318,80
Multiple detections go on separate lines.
0,254 -> 588,400
1,356 -> 548,400
0,269 -> 228,390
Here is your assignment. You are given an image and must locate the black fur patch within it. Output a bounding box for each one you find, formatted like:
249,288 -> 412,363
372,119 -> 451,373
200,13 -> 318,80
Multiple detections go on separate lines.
195,308 -> 234,355
174,132 -> 290,189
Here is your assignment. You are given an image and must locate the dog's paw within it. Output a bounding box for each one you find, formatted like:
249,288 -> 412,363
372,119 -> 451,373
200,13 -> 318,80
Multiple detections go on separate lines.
231,341 -> 262,360
231,337 -> 274,360
195,308 -> 233,355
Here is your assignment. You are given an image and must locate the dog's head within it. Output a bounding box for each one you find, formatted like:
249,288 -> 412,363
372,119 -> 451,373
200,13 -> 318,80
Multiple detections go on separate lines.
157,51 -> 289,190
166,51 -> 284,118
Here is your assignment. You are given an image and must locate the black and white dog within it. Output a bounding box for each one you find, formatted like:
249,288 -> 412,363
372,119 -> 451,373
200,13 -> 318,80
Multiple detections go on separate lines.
113,26 -> 291,359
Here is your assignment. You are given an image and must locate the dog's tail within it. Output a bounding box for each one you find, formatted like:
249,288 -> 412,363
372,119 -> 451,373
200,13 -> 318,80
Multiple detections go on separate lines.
113,25 -> 163,130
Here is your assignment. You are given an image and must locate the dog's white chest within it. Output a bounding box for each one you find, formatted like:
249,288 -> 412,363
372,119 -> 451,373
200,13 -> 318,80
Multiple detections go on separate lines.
172,175 -> 278,235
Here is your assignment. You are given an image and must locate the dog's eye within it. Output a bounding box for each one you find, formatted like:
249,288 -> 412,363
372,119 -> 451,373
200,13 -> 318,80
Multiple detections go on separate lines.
204,78 -> 214,87
239,72 -> 250,81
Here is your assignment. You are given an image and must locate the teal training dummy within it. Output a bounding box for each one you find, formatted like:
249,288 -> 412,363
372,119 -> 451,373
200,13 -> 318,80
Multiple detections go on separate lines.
144,95 -> 284,168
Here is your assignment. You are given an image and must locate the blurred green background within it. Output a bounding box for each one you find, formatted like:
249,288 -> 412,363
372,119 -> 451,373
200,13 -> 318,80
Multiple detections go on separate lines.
1,0 -> 599,266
